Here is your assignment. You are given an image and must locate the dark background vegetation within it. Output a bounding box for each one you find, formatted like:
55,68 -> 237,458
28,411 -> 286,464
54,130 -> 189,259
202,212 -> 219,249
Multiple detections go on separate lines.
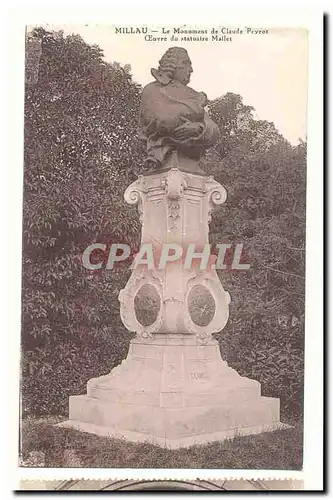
22,28 -> 306,421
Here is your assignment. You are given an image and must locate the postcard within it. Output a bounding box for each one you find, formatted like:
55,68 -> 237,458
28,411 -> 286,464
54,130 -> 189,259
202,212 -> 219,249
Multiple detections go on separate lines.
8,7 -> 323,492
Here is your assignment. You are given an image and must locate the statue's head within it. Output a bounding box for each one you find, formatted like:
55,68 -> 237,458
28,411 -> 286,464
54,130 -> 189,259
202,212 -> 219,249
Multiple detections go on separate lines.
152,47 -> 193,85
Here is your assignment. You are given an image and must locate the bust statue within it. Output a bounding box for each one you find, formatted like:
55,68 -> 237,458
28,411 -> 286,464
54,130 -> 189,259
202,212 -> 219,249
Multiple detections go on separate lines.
139,47 -> 220,175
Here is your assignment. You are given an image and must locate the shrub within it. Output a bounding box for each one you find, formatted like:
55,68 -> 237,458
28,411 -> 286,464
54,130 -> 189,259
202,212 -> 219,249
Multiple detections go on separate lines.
21,326 -> 133,417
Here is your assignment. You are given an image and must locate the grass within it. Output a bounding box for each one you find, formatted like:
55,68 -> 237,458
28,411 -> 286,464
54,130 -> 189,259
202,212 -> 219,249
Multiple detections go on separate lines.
20,416 -> 303,470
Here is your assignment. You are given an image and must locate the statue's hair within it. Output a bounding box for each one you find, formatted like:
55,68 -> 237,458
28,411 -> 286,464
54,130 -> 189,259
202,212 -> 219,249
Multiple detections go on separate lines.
158,47 -> 190,77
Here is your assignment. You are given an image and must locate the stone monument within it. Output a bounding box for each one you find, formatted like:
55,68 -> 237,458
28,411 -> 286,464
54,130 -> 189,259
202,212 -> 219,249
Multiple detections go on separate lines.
64,48 -> 286,447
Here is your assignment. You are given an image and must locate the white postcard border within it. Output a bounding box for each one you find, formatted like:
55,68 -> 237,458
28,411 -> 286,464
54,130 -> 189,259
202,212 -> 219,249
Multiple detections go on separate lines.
6,6 -> 323,492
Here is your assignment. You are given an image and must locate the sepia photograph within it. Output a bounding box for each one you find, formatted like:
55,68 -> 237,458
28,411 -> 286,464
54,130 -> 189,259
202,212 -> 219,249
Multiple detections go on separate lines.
12,12 -> 322,489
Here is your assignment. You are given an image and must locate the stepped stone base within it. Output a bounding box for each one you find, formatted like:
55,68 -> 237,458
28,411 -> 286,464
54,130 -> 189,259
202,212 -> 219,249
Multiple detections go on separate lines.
60,335 -> 289,448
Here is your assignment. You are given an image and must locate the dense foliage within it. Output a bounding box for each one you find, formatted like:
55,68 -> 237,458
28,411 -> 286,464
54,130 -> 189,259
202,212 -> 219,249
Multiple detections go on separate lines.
22,28 -> 306,418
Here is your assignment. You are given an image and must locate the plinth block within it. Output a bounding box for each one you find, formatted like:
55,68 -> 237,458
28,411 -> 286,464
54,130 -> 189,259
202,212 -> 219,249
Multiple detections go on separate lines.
61,335 -> 288,447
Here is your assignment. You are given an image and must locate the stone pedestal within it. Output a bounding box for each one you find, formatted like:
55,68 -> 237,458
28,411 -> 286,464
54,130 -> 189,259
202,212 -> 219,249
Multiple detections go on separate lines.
62,165 -> 287,447
66,335 -> 283,447
118,166 -> 230,342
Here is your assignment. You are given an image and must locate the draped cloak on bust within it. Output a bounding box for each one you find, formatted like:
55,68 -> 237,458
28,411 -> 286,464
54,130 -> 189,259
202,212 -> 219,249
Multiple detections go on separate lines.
139,68 -> 220,166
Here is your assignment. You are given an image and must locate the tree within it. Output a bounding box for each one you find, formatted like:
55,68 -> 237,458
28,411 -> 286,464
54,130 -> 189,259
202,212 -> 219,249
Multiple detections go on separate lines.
204,94 -> 306,417
22,28 -> 145,415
